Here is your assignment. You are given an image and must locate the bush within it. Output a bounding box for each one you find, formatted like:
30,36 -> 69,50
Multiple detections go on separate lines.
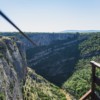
0,92 -> 5,100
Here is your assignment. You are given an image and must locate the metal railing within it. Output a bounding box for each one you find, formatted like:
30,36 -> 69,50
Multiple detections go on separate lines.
80,61 -> 100,100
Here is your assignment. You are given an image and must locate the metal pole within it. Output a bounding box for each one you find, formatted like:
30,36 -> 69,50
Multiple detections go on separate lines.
0,10 -> 36,46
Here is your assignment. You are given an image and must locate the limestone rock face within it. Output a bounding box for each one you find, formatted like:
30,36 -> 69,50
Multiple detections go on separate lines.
0,36 -> 67,100
0,37 -> 26,100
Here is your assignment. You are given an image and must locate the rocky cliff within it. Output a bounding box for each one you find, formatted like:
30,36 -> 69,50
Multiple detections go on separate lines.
0,36 -> 26,100
0,32 -> 78,48
0,36 -> 67,100
26,34 -> 87,86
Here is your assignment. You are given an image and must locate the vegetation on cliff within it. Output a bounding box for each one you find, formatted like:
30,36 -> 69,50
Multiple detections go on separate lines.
62,33 -> 100,99
23,67 -> 66,100
0,32 -> 100,99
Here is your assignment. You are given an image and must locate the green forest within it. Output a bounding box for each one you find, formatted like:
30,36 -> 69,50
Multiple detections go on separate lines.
62,33 -> 100,99
26,33 -> 100,99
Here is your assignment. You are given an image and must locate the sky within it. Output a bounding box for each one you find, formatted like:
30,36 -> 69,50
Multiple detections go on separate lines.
0,0 -> 100,32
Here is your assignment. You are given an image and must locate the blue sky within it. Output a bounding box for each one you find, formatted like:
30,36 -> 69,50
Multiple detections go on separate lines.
0,0 -> 100,32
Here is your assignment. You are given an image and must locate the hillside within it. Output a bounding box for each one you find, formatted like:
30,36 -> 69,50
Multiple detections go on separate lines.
26,32 -> 100,99
61,30 -> 100,33
0,32 -> 79,48
26,33 -> 88,86
62,33 -> 100,99
0,36 -> 66,100
23,67 -> 66,100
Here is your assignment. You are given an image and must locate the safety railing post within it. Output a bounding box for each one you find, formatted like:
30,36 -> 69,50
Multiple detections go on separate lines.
91,62 -> 96,100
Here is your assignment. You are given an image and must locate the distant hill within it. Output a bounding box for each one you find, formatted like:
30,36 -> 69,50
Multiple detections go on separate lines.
60,30 -> 100,33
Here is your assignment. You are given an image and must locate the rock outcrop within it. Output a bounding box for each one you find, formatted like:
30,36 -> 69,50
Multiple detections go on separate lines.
0,36 -> 26,100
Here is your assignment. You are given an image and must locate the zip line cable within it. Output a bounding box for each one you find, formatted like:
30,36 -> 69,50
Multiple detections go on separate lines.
0,10 -> 36,46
